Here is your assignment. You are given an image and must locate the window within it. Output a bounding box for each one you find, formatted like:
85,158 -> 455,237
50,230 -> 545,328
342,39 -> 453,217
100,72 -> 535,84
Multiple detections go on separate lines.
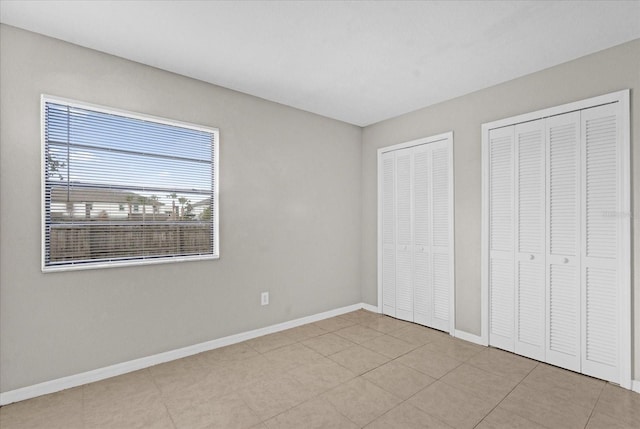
42,95 -> 219,271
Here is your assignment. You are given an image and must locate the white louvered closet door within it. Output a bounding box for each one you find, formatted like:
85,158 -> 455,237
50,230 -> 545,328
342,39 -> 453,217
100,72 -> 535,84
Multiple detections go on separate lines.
545,111 -> 581,372
395,148 -> 414,322
484,91 -> 629,387
380,134 -> 453,332
429,141 -> 452,332
381,151 -> 396,317
413,144 -> 432,326
580,104 -> 620,383
514,120 -> 546,361
488,126 -> 515,352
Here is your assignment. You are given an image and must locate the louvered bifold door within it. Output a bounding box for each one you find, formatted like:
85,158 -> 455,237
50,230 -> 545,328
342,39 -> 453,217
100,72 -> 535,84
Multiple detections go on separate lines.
381,151 -> 397,317
580,104 -> 620,383
413,144 -> 432,327
395,148 -> 414,322
545,111 -> 581,372
429,141 -> 452,332
514,120 -> 546,361
488,126 -> 515,352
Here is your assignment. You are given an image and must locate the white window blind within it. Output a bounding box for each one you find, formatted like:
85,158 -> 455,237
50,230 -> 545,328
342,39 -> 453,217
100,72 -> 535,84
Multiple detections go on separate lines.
42,96 -> 219,271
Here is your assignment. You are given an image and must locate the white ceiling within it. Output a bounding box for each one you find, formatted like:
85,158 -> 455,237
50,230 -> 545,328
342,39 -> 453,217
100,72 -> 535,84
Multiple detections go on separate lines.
1,1 -> 639,126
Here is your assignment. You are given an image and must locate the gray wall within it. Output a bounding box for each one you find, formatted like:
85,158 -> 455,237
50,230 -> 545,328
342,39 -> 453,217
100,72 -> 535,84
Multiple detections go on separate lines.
361,39 -> 640,378
0,25 -> 362,392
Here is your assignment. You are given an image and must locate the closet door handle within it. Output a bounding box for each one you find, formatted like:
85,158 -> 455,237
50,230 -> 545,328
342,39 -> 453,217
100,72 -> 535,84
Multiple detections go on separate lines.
563,257 -> 569,264
529,254 -> 535,260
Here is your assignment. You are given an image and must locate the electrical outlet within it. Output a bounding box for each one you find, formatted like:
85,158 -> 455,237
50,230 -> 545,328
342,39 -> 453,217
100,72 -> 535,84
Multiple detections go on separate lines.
261,292 -> 269,306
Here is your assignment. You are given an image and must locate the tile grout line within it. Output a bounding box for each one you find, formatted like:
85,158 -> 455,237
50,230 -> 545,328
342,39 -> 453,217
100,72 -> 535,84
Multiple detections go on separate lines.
470,361 -> 543,429
147,366 -> 179,429
354,316 -> 464,427
364,347 -> 456,429
245,320 -> 359,426
392,342 -> 542,428
582,381 -> 606,429
253,345 -> 358,426
261,313 -> 408,427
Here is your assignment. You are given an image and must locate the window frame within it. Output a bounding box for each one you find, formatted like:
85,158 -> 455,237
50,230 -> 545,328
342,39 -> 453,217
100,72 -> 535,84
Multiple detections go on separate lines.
41,94 -> 220,272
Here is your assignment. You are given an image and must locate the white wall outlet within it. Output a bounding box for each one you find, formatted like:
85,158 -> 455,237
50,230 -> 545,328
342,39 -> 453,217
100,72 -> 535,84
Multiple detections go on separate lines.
261,292 -> 269,306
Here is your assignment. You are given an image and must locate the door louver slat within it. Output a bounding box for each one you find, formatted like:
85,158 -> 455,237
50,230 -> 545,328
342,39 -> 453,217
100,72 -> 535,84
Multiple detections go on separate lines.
585,267 -> 617,366
549,123 -> 578,257
549,264 -> 578,356
518,262 -> 544,347
585,115 -> 617,259
490,258 -> 514,339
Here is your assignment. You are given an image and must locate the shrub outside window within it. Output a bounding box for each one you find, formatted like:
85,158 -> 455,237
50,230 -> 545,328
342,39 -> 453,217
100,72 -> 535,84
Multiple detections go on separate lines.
42,95 -> 219,271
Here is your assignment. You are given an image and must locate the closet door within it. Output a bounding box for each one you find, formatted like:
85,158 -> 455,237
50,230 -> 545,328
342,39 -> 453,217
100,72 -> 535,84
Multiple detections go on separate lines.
514,120 -> 546,361
395,148 -> 414,322
581,104 -> 620,382
488,126 -> 515,351
413,145 -> 431,326
430,141 -> 452,331
545,111 -> 581,372
483,91 -> 629,386
380,134 -> 454,332
381,151 -> 396,317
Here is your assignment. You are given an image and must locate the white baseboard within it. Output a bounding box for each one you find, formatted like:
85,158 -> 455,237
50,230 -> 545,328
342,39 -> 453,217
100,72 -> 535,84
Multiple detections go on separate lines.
361,303 -> 380,313
632,379 -> 640,394
454,329 -> 487,346
0,302 -> 369,406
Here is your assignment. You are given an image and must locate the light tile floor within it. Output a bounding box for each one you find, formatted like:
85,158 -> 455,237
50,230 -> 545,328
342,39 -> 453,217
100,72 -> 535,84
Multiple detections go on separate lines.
1,310 -> 639,428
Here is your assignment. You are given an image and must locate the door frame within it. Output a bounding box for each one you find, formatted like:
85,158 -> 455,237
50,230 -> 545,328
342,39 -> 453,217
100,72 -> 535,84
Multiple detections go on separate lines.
480,90 -> 631,388
377,131 -> 455,335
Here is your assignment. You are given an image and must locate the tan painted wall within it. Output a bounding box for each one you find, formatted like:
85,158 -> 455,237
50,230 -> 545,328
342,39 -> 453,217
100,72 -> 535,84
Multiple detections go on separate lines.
361,39 -> 639,379
0,25 -> 362,392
